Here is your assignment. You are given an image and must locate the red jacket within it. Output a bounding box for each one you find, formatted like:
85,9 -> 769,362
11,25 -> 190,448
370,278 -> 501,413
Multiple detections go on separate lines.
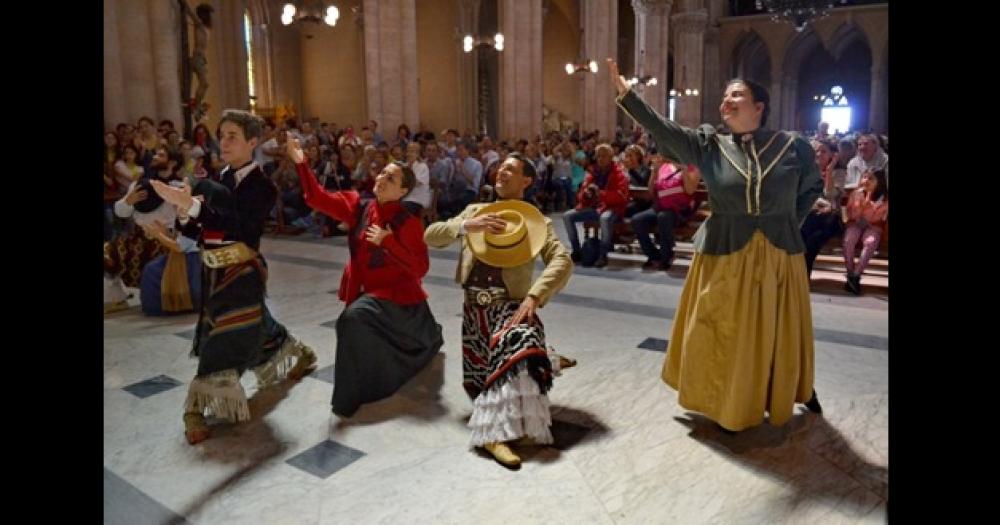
576,162 -> 630,218
294,162 -> 429,306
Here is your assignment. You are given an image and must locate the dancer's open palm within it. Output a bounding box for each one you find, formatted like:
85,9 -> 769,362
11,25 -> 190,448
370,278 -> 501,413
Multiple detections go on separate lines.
606,58 -> 630,97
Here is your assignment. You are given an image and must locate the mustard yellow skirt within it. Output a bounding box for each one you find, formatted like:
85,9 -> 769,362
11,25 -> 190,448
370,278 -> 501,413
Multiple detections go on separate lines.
663,230 -> 814,431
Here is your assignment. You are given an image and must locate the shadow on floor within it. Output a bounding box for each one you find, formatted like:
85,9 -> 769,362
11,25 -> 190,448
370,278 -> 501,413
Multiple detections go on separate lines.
674,411 -> 888,510
173,378 -> 300,521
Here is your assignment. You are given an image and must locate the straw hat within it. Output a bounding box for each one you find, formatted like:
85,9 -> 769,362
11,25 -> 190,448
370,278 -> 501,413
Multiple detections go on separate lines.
465,199 -> 547,268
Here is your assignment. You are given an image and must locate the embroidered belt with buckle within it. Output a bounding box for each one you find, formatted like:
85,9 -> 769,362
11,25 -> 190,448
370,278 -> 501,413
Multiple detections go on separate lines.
465,287 -> 509,307
201,242 -> 257,269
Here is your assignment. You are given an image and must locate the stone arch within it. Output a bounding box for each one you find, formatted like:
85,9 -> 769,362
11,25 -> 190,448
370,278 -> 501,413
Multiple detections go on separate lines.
781,27 -> 824,82
777,28 -> 824,129
833,37 -> 873,131
730,29 -> 771,86
790,26 -> 872,133
827,21 -> 871,62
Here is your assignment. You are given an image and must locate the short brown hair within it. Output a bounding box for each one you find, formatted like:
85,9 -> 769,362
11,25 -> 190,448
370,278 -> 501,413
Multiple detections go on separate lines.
390,161 -> 417,192
218,109 -> 264,141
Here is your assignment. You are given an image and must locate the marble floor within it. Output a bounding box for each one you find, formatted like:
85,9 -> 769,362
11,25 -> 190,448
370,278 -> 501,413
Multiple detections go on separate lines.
103,213 -> 888,525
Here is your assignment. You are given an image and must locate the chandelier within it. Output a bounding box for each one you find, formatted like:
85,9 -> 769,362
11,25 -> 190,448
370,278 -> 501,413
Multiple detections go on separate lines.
814,85 -> 850,107
755,1 -> 848,32
281,1 -> 339,27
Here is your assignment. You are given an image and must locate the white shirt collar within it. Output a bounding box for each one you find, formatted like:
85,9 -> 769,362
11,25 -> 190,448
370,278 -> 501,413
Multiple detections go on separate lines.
228,161 -> 259,188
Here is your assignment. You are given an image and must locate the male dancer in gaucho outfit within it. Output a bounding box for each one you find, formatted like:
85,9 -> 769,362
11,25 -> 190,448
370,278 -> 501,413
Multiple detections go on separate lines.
152,110 -> 317,444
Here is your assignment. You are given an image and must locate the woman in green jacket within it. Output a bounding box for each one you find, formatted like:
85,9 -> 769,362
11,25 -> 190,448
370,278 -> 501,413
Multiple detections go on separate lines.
607,59 -> 824,432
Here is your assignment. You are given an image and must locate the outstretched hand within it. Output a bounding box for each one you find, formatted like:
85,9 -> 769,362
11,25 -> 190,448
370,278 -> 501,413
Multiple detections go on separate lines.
150,179 -> 194,211
286,137 -> 306,164
607,58 -> 630,97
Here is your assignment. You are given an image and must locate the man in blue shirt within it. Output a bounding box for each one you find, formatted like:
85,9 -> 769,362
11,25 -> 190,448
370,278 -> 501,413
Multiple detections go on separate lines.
439,141 -> 482,219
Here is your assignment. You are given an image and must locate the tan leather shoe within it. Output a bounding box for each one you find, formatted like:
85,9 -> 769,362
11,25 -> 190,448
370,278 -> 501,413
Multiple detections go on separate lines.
557,355 -> 577,370
287,339 -> 318,381
484,442 -> 521,468
103,300 -> 129,314
183,412 -> 210,445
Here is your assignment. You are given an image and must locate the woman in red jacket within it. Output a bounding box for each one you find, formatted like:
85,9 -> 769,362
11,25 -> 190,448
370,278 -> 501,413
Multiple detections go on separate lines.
287,139 -> 444,417
561,143 -> 630,267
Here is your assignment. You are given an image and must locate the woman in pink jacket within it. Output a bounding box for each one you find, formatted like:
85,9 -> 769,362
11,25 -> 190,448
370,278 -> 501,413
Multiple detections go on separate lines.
842,169 -> 888,294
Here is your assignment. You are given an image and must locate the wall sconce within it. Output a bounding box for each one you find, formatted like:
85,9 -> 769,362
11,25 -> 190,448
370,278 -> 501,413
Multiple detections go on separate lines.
464,33 -> 504,52
627,75 -> 658,87
669,88 -> 699,98
565,60 -> 598,75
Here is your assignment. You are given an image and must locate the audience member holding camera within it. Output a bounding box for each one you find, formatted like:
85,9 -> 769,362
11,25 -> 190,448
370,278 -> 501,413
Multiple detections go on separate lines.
561,143 -> 630,268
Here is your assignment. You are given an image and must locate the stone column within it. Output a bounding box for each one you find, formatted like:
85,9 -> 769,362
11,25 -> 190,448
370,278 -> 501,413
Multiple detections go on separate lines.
782,73 -> 797,131
769,67 -> 783,131
103,0 -> 128,129
869,61 -> 887,133
363,0 -> 420,134
701,23 -> 721,123
457,0 -> 480,135
498,0 -> 543,140
631,0 -> 673,119
118,0 -> 157,122
149,0 -> 183,127
671,8 -> 707,127
581,0 -> 618,139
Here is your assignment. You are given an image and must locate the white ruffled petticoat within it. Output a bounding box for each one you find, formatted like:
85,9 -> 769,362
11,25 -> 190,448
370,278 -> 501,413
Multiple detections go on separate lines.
468,364 -> 553,447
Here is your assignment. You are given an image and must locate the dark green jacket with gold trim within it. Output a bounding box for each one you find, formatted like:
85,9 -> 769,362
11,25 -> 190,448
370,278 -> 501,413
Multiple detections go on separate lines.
616,89 -> 822,255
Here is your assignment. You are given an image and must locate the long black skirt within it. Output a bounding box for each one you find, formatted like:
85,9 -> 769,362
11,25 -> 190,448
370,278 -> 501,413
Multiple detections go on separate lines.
332,295 -> 443,416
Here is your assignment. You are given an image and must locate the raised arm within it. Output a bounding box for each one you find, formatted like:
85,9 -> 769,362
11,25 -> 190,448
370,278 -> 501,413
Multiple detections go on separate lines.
607,58 -> 705,168
287,138 -> 361,226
